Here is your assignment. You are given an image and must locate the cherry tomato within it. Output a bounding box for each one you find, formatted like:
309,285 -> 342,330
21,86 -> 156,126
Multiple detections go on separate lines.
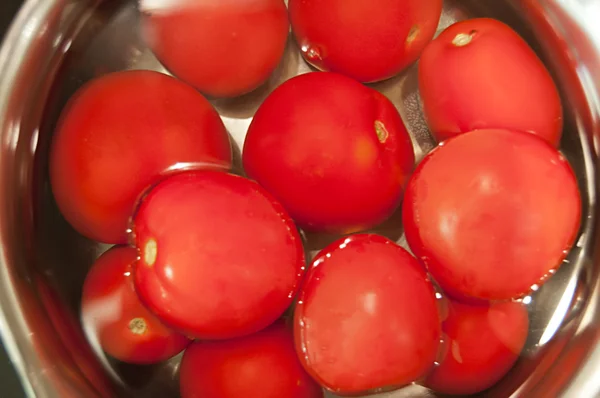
81,246 -> 190,364
418,18 -> 563,146
132,170 -> 305,340
179,321 -> 323,398
243,72 -> 415,234
426,300 -> 529,395
50,70 -> 232,244
289,0 -> 442,83
141,0 -> 288,98
294,234 -> 441,395
402,129 -> 581,301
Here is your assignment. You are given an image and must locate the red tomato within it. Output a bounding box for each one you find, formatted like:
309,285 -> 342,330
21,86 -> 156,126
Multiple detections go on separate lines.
243,72 -> 415,234
132,170 -> 305,340
81,246 -> 190,364
49,70 -> 232,244
418,18 -> 563,146
402,129 -> 581,301
294,234 -> 441,395
425,300 -> 529,395
141,0 -> 289,98
179,321 -> 323,398
289,0 -> 442,83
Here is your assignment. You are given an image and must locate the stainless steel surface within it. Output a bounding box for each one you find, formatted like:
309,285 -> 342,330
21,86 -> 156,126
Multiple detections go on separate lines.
0,0 -> 598,397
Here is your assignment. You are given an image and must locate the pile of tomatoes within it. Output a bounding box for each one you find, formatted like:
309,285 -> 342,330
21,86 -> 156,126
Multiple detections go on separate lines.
49,0 -> 582,397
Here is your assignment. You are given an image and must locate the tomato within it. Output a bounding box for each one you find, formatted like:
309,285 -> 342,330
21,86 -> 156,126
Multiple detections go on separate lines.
418,18 -> 563,146
179,321 -> 323,398
81,246 -> 190,364
243,72 -> 415,234
289,0 -> 442,83
132,170 -> 305,340
141,0 -> 289,98
294,234 -> 441,395
402,129 -> 581,301
425,300 -> 529,395
49,70 -> 232,244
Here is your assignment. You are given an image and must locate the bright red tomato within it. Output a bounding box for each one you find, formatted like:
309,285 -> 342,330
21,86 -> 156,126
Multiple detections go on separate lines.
179,321 -> 323,398
141,0 -> 288,98
289,0 -> 442,83
132,170 -> 305,340
403,129 -> 581,301
49,70 -> 232,244
294,234 -> 441,395
243,72 -> 415,234
418,18 -> 563,146
425,300 -> 529,395
81,246 -> 190,364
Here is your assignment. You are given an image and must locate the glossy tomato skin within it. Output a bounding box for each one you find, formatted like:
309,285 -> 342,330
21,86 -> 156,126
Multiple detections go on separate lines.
243,72 -> 415,234
426,300 -> 529,395
179,321 -> 323,398
50,70 -> 232,244
418,18 -> 563,146
289,0 -> 442,83
141,0 -> 288,98
133,170 -> 306,340
403,129 -> 581,301
294,234 -> 441,395
81,246 -> 190,364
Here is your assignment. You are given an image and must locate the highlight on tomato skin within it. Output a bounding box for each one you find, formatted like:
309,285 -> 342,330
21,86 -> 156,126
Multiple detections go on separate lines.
402,128 -> 582,301
81,246 -> 191,365
294,233 -> 441,395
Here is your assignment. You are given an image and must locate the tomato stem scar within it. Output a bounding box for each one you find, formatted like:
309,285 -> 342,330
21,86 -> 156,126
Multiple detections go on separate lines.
129,318 -> 147,335
406,25 -> 420,44
144,238 -> 157,266
374,120 -> 389,143
452,31 -> 477,47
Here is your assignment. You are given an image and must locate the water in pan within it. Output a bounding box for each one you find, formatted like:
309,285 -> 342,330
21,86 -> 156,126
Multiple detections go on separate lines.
33,0 -> 593,397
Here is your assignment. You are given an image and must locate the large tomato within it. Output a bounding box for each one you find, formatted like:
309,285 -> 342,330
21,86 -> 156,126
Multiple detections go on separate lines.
289,0 -> 443,83
243,72 -> 415,234
402,129 -> 581,301
49,70 -> 232,244
141,0 -> 289,98
418,18 -> 563,146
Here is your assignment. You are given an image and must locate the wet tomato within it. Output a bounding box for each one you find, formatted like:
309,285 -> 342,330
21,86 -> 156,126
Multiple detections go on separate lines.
426,300 -> 529,395
418,18 -> 563,146
141,0 -> 289,98
81,246 -> 190,364
179,321 -> 323,398
289,0 -> 442,83
132,170 -> 305,340
294,234 -> 441,395
50,70 -> 232,244
243,72 -> 415,234
403,129 -> 581,301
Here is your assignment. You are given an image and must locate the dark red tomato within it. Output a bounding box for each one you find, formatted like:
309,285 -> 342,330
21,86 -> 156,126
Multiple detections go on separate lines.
141,0 -> 288,98
418,18 -> 563,146
50,70 -> 232,244
426,300 -> 529,395
81,246 -> 190,364
403,129 -> 581,301
243,72 -> 415,234
294,234 -> 441,395
132,170 -> 305,340
289,0 -> 442,83
179,321 -> 323,398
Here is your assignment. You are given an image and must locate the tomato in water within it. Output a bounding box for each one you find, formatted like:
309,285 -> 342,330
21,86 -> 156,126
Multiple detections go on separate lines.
243,72 -> 415,234
402,129 -> 581,301
49,70 -> 232,244
179,320 -> 323,398
418,18 -> 563,146
141,0 -> 289,98
426,300 -> 529,395
132,170 -> 305,340
81,246 -> 190,364
289,0 -> 443,83
294,234 -> 441,395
